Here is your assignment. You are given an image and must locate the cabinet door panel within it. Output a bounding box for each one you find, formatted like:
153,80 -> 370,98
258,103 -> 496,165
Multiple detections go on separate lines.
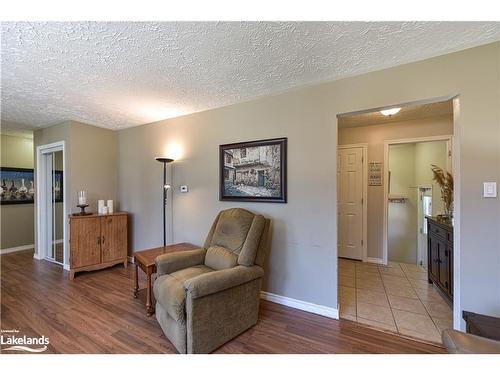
101,215 -> 127,263
438,243 -> 449,292
428,235 -> 439,280
70,217 -> 101,268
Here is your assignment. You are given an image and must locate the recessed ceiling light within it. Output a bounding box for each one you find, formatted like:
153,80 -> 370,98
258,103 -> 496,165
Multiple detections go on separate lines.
380,107 -> 401,116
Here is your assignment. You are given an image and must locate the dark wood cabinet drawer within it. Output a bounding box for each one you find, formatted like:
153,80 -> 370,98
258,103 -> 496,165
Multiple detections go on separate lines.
429,223 -> 447,240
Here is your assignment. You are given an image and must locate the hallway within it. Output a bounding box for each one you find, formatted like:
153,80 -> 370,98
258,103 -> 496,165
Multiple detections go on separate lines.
338,258 -> 452,344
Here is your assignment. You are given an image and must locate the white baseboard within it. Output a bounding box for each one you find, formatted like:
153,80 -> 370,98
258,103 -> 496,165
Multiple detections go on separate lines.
0,244 -> 35,255
127,256 -> 135,264
366,257 -> 385,265
260,291 -> 339,319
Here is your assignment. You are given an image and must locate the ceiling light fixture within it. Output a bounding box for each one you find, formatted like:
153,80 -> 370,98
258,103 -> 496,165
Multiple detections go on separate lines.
380,107 -> 401,116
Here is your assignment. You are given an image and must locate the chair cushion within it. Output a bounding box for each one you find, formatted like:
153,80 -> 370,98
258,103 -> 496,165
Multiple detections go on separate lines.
210,208 -> 255,252
153,265 -> 213,324
204,246 -> 238,270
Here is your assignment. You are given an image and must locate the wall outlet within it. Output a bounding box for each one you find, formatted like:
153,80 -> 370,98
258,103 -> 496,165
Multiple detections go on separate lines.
483,182 -> 497,198
180,185 -> 188,193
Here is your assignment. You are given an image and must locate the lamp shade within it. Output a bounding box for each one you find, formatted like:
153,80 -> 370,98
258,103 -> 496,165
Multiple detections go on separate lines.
155,157 -> 174,163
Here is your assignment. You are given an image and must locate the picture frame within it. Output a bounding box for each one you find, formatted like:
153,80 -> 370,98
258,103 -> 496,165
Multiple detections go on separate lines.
219,137 -> 287,203
0,167 -> 63,205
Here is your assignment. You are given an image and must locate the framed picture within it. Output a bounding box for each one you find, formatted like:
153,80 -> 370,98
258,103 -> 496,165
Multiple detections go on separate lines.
219,137 -> 287,203
0,167 -> 63,205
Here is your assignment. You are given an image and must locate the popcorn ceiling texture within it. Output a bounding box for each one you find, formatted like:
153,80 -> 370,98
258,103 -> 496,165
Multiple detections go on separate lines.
1,22 -> 499,130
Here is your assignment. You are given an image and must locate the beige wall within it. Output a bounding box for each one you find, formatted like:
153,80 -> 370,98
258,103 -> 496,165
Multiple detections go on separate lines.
388,143 -> 418,264
117,42 -> 499,320
339,115 -> 453,259
0,134 -> 35,249
33,121 -> 118,264
415,141 -> 449,215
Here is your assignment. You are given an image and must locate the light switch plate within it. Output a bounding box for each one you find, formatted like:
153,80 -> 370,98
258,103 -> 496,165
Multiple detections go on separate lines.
483,182 -> 497,198
180,185 -> 188,193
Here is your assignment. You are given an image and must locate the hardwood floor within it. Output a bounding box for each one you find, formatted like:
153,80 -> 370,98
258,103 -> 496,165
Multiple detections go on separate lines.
0,250 -> 445,354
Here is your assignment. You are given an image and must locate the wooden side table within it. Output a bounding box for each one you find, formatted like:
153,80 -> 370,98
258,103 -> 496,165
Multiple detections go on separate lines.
133,242 -> 199,316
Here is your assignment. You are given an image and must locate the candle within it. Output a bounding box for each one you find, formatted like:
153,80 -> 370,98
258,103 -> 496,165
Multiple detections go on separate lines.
98,200 -> 105,214
107,200 -> 114,214
78,191 -> 87,205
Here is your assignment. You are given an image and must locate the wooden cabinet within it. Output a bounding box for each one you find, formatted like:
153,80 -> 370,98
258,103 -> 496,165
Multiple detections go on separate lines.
69,212 -> 128,279
427,217 -> 453,303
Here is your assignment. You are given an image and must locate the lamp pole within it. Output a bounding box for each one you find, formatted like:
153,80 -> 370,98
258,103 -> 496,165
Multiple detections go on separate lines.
155,157 -> 174,247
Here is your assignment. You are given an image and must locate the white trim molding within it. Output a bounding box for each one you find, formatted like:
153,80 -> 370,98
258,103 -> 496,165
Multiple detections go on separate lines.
127,256 -> 135,264
0,244 -> 35,255
260,291 -> 339,319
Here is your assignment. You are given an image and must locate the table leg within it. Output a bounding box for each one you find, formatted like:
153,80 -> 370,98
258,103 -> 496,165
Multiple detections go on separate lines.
146,273 -> 153,316
133,263 -> 139,298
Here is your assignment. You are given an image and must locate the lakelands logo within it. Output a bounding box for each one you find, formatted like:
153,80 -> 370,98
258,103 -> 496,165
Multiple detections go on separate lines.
1,329 -> 49,353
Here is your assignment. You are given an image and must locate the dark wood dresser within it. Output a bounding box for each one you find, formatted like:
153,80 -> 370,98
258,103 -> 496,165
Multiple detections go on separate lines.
427,216 -> 453,303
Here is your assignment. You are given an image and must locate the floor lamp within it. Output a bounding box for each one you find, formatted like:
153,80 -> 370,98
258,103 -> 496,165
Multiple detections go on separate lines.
155,157 -> 174,247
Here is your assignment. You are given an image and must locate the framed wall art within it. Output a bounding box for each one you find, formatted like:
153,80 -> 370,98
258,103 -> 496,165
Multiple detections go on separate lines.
219,137 -> 287,203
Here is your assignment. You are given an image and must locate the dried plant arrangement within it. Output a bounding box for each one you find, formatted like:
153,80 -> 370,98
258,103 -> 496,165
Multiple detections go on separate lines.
431,164 -> 454,218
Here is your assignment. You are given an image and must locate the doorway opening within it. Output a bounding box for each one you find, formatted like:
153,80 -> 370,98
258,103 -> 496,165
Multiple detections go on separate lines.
336,97 -> 457,345
35,141 -> 67,268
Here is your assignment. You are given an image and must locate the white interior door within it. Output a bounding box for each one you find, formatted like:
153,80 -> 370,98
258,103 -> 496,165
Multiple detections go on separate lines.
337,147 -> 364,260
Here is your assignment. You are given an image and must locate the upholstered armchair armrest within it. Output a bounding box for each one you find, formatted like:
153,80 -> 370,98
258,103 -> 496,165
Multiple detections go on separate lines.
442,329 -> 500,354
184,265 -> 264,299
155,248 -> 206,276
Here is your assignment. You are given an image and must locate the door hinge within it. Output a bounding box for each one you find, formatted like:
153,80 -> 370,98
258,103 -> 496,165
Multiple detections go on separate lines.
361,239 -> 364,246
448,150 -> 452,157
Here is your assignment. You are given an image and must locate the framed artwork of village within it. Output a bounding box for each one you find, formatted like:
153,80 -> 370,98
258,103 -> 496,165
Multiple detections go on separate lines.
219,137 -> 287,203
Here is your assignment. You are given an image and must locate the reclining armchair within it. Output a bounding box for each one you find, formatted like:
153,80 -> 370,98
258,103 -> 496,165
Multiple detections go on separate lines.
153,208 -> 271,354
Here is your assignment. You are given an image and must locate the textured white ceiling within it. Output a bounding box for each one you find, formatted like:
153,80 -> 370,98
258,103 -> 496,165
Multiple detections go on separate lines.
1,22 -> 499,130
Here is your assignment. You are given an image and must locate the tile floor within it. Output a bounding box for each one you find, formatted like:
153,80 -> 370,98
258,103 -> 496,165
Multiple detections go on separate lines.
338,258 -> 453,345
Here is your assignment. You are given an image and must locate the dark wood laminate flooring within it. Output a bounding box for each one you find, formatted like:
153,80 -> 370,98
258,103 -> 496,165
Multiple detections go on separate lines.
0,250 -> 445,354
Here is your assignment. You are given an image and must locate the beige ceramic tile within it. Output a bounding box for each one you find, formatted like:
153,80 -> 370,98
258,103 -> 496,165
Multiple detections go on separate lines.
382,275 -> 411,288
378,266 -> 405,277
357,289 -> 389,308
357,317 -> 398,333
339,286 -> 356,299
339,275 -> 355,288
431,316 -> 453,334
421,300 -> 452,319
400,263 -> 427,273
387,294 -> 427,315
339,268 -> 356,278
386,261 -> 402,269
355,270 -> 382,281
355,263 -> 380,272
404,270 -> 429,281
339,302 -> 356,316
357,301 -> 395,326
340,313 -> 357,322
398,327 -> 442,344
355,278 -> 385,292
408,278 -> 433,290
413,286 -> 445,302
392,309 -> 440,336
384,284 -> 418,299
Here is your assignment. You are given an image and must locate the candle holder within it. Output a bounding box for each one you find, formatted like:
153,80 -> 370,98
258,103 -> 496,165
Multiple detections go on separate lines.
75,204 -> 91,216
